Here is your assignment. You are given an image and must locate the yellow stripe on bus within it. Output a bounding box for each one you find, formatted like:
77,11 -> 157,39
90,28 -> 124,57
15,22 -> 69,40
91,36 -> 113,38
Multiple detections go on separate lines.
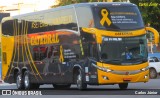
23,21 -> 38,81
82,28 -> 146,37
25,21 -> 43,80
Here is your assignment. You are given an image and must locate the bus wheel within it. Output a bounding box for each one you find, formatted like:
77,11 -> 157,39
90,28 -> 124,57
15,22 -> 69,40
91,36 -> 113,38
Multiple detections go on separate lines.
24,71 -> 32,89
149,68 -> 157,79
118,83 -> 128,90
76,69 -> 87,90
16,73 -> 24,89
53,84 -> 71,89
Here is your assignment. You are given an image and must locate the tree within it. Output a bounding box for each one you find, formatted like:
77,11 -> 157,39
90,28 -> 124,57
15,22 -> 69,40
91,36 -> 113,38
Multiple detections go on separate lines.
130,0 -> 160,32
51,0 -> 114,7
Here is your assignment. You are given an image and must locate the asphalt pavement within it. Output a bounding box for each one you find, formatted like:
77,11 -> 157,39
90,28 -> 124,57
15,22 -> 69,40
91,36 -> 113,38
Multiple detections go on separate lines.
0,79 -> 160,98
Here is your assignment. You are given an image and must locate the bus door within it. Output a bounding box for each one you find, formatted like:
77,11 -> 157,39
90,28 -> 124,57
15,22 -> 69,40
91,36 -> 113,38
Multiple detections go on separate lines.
48,44 -> 72,83
48,45 -> 62,74
48,45 -> 61,82
87,41 -> 99,83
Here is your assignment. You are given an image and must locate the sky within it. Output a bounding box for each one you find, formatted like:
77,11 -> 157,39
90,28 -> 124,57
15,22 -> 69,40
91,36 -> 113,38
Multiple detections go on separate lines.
0,0 -> 57,16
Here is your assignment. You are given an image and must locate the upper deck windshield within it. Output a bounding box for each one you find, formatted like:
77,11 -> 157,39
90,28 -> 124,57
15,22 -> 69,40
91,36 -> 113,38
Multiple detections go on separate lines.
94,5 -> 144,30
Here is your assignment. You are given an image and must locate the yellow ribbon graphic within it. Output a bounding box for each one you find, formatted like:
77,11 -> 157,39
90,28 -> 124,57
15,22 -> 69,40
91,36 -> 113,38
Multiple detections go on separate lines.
100,9 -> 111,26
59,45 -> 64,63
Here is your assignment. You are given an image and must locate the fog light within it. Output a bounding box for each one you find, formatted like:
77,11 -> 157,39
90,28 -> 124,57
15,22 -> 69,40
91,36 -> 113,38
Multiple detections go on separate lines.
144,75 -> 148,79
103,76 -> 109,80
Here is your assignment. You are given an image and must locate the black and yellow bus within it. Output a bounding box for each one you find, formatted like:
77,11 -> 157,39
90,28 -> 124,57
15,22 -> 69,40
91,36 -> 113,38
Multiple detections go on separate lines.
1,2 -> 157,90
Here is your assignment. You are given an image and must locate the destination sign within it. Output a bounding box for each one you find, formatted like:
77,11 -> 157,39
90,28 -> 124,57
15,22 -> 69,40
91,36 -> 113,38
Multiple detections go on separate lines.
115,32 -> 133,36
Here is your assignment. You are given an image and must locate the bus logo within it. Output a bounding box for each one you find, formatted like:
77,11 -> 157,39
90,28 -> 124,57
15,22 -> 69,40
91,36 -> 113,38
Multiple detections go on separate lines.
125,72 -> 130,75
100,9 -> 111,26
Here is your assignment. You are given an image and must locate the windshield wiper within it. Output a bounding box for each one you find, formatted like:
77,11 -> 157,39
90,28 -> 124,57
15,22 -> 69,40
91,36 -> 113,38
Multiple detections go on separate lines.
123,57 -> 147,63
102,59 -> 122,62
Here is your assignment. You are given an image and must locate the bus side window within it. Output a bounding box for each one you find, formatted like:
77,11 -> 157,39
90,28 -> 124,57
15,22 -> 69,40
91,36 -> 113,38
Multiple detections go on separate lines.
2,20 -> 14,36
33,47 -> 39,60
34,51 -> 39,61
53,46 -> 60,57
76,7 -> 94,28
39,47 -> 48,60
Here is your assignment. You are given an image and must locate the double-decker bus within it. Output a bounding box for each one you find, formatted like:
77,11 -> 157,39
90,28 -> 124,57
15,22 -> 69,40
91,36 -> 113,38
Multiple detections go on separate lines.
1,2 -> 155,90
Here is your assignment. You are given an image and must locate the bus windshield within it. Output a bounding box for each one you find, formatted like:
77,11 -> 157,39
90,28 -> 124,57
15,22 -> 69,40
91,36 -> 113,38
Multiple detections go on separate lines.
94,6 -> 144,30
99,35 -> 148,65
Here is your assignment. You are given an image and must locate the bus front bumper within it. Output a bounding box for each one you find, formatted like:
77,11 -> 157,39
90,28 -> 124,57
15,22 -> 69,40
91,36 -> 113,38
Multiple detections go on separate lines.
97,69 -> 149,84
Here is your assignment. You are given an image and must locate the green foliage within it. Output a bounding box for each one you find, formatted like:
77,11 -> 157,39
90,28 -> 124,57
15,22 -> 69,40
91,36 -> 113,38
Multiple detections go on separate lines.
51,0 -> 112,7
130,0 -> 160,32
54,0 -> 90,6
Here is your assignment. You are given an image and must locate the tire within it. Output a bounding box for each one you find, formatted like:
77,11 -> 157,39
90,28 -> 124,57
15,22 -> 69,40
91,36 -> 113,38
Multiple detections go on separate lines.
149,68 -> 157,79
118,83 -> 128,90
76,69 -> 87,90
16,73 -> 24,89
24,71 -> 32,89
53,84 -> 71,89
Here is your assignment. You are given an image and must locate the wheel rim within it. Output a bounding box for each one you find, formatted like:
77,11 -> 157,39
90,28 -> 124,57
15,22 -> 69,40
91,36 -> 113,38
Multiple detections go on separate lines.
77,73 -> 82,89
150,69 -> 156,78
16,75 -> 21,88
24,74 -> 29,88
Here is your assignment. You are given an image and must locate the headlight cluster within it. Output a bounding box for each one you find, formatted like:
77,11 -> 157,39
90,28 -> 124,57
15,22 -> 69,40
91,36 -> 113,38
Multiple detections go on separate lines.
140,67 -> 149,71
92,63 -> 112,72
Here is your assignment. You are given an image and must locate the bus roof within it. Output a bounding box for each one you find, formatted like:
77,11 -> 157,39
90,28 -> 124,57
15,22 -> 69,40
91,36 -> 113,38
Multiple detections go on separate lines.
2,2 -> 136,22
72,2 -> 136,7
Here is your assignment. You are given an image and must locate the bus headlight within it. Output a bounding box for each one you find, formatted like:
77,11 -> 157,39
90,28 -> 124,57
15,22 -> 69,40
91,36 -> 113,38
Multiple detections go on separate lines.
92,63 -> 112,72
102,68 -> 112,72
141,68 -> 146,71
144,75 -> 148,79
102,76 -> 109,80
140,67 -> 149,71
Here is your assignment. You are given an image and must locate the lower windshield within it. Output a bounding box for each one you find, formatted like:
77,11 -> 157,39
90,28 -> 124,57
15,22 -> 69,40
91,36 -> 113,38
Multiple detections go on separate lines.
100,35 -> 148,65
